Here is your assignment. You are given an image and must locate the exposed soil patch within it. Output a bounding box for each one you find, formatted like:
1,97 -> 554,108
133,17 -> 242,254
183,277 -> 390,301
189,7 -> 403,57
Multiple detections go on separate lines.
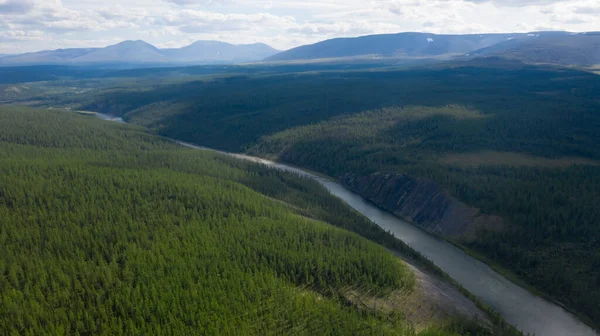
344,259 -> 492,331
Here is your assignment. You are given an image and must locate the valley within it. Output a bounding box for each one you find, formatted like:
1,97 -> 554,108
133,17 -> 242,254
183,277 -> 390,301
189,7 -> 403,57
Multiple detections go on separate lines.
166,131 -> 597,336
2,0 -> 600,333
25,60 -> 597,331
2,32 -> 600,335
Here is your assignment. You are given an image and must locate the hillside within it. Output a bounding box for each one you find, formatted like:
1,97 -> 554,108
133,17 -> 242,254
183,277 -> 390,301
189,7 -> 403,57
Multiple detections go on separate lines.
0,106 -> 509,335
473,32 -> 600,66
265,32 -> 564,62
56,63 -> 600,328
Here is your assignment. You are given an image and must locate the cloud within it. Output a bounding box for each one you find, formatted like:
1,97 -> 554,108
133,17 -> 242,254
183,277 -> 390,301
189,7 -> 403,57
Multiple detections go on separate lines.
0,0 -> 598,54
153,9 -> 296,36
461,0 -> 563,6
287,21 -> 397,36
0,0 -> 34,13
164,0 -> 229,5
574,5 -> 600,14
0,29 -> 44,42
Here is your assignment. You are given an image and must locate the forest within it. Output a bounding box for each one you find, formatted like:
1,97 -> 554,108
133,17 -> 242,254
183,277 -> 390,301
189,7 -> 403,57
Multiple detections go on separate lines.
48,61 -> 600,328
0,63 -> 384,85
248,106 -> 600,328
0,107 -> 513,335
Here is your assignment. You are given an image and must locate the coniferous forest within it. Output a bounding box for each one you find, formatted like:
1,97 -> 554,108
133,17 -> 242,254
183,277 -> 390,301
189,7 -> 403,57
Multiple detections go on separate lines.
0,106 -> 509,335
45,61 -> 600,328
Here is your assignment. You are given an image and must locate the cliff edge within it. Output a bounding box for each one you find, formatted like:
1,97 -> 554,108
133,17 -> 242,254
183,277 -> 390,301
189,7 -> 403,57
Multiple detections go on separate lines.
340,173 -> 503,238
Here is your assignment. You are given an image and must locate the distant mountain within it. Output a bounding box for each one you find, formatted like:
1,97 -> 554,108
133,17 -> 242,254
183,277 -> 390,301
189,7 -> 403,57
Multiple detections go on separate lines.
472,32 -> 600,66
0,40 -> 278,66
69,40 -> 167,64
4,31 -> 598,67
0,48 -> 99,65
265,32 -> 590,63
266,32 -> 536,62
267,30 -> 600,67
163,41 -> 278,63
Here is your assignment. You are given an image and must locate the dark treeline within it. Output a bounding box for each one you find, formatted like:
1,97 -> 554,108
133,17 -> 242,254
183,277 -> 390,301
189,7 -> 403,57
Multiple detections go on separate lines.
67,62 -> 600,328
0,107 -> 509,335
74,63 -> 600,159
0,63 -> 386,85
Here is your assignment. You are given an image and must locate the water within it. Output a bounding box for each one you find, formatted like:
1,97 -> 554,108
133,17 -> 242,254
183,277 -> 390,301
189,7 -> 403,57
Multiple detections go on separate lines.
179,143 -> 598,336
95,113 -> 125,123
97,114 -> 598,336
316,181 -> 597,336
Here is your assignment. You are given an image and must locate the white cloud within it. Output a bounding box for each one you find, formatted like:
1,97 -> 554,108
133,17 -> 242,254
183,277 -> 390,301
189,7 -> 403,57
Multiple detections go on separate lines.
0,0 -> 35,14
0,0 -> 597,53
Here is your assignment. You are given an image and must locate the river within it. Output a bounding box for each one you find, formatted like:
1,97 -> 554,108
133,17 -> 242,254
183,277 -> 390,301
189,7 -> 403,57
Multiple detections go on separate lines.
97,113 -> 598,336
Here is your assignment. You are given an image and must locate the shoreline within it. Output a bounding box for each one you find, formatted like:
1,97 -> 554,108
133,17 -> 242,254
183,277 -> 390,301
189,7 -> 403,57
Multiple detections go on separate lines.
93,111 -> 597,335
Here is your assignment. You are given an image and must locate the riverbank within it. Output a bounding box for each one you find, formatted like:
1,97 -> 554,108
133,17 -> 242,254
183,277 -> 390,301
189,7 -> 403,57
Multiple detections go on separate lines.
335,169 -> 599,334
172,139 -> 523,335
224,155 -> 598,335
452,241 -> 600,332
94,112 -> 597,336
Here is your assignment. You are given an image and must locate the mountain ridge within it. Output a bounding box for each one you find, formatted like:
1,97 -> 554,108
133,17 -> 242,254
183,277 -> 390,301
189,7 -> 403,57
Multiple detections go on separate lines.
3,31 -> 599,67
471,33 -> 600,66
162,40 -> 278,63
265,32 -> 547,61
265,31 -> 600,67
0,40 -> 279,66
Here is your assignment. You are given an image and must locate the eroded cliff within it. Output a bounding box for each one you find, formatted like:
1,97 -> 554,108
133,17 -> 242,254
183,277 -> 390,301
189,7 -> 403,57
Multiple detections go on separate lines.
340,173 -> 503,238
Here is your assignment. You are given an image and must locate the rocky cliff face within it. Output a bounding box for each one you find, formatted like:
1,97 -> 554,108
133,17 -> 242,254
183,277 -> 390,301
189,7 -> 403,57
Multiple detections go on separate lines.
340,173 -> 502,238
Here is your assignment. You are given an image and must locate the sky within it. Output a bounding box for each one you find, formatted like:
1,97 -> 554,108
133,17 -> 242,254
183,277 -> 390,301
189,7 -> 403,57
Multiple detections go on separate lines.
0,0 -> 599,54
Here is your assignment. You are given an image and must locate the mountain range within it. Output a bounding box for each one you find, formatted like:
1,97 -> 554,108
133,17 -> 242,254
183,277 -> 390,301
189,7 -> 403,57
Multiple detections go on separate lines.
0,40 -> 279,66
267,31 -> 600,67
471,32 -> 600,66
265,32 -> 527,61
1,31 -> 599,67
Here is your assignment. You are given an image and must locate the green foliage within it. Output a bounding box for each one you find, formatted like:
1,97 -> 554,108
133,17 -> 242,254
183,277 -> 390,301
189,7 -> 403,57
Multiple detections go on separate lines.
78,65 -> 600,158
0,107 -> 437,335
76,64 -> 600,328
249,108 -> 600,327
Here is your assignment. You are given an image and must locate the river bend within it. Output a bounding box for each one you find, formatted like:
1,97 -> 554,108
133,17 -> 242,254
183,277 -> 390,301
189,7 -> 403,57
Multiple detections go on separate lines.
97,113 -> 598,336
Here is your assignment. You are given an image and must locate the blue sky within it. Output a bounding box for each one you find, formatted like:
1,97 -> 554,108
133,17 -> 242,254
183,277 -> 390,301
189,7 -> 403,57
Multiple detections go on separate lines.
0,0 -> 599,53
